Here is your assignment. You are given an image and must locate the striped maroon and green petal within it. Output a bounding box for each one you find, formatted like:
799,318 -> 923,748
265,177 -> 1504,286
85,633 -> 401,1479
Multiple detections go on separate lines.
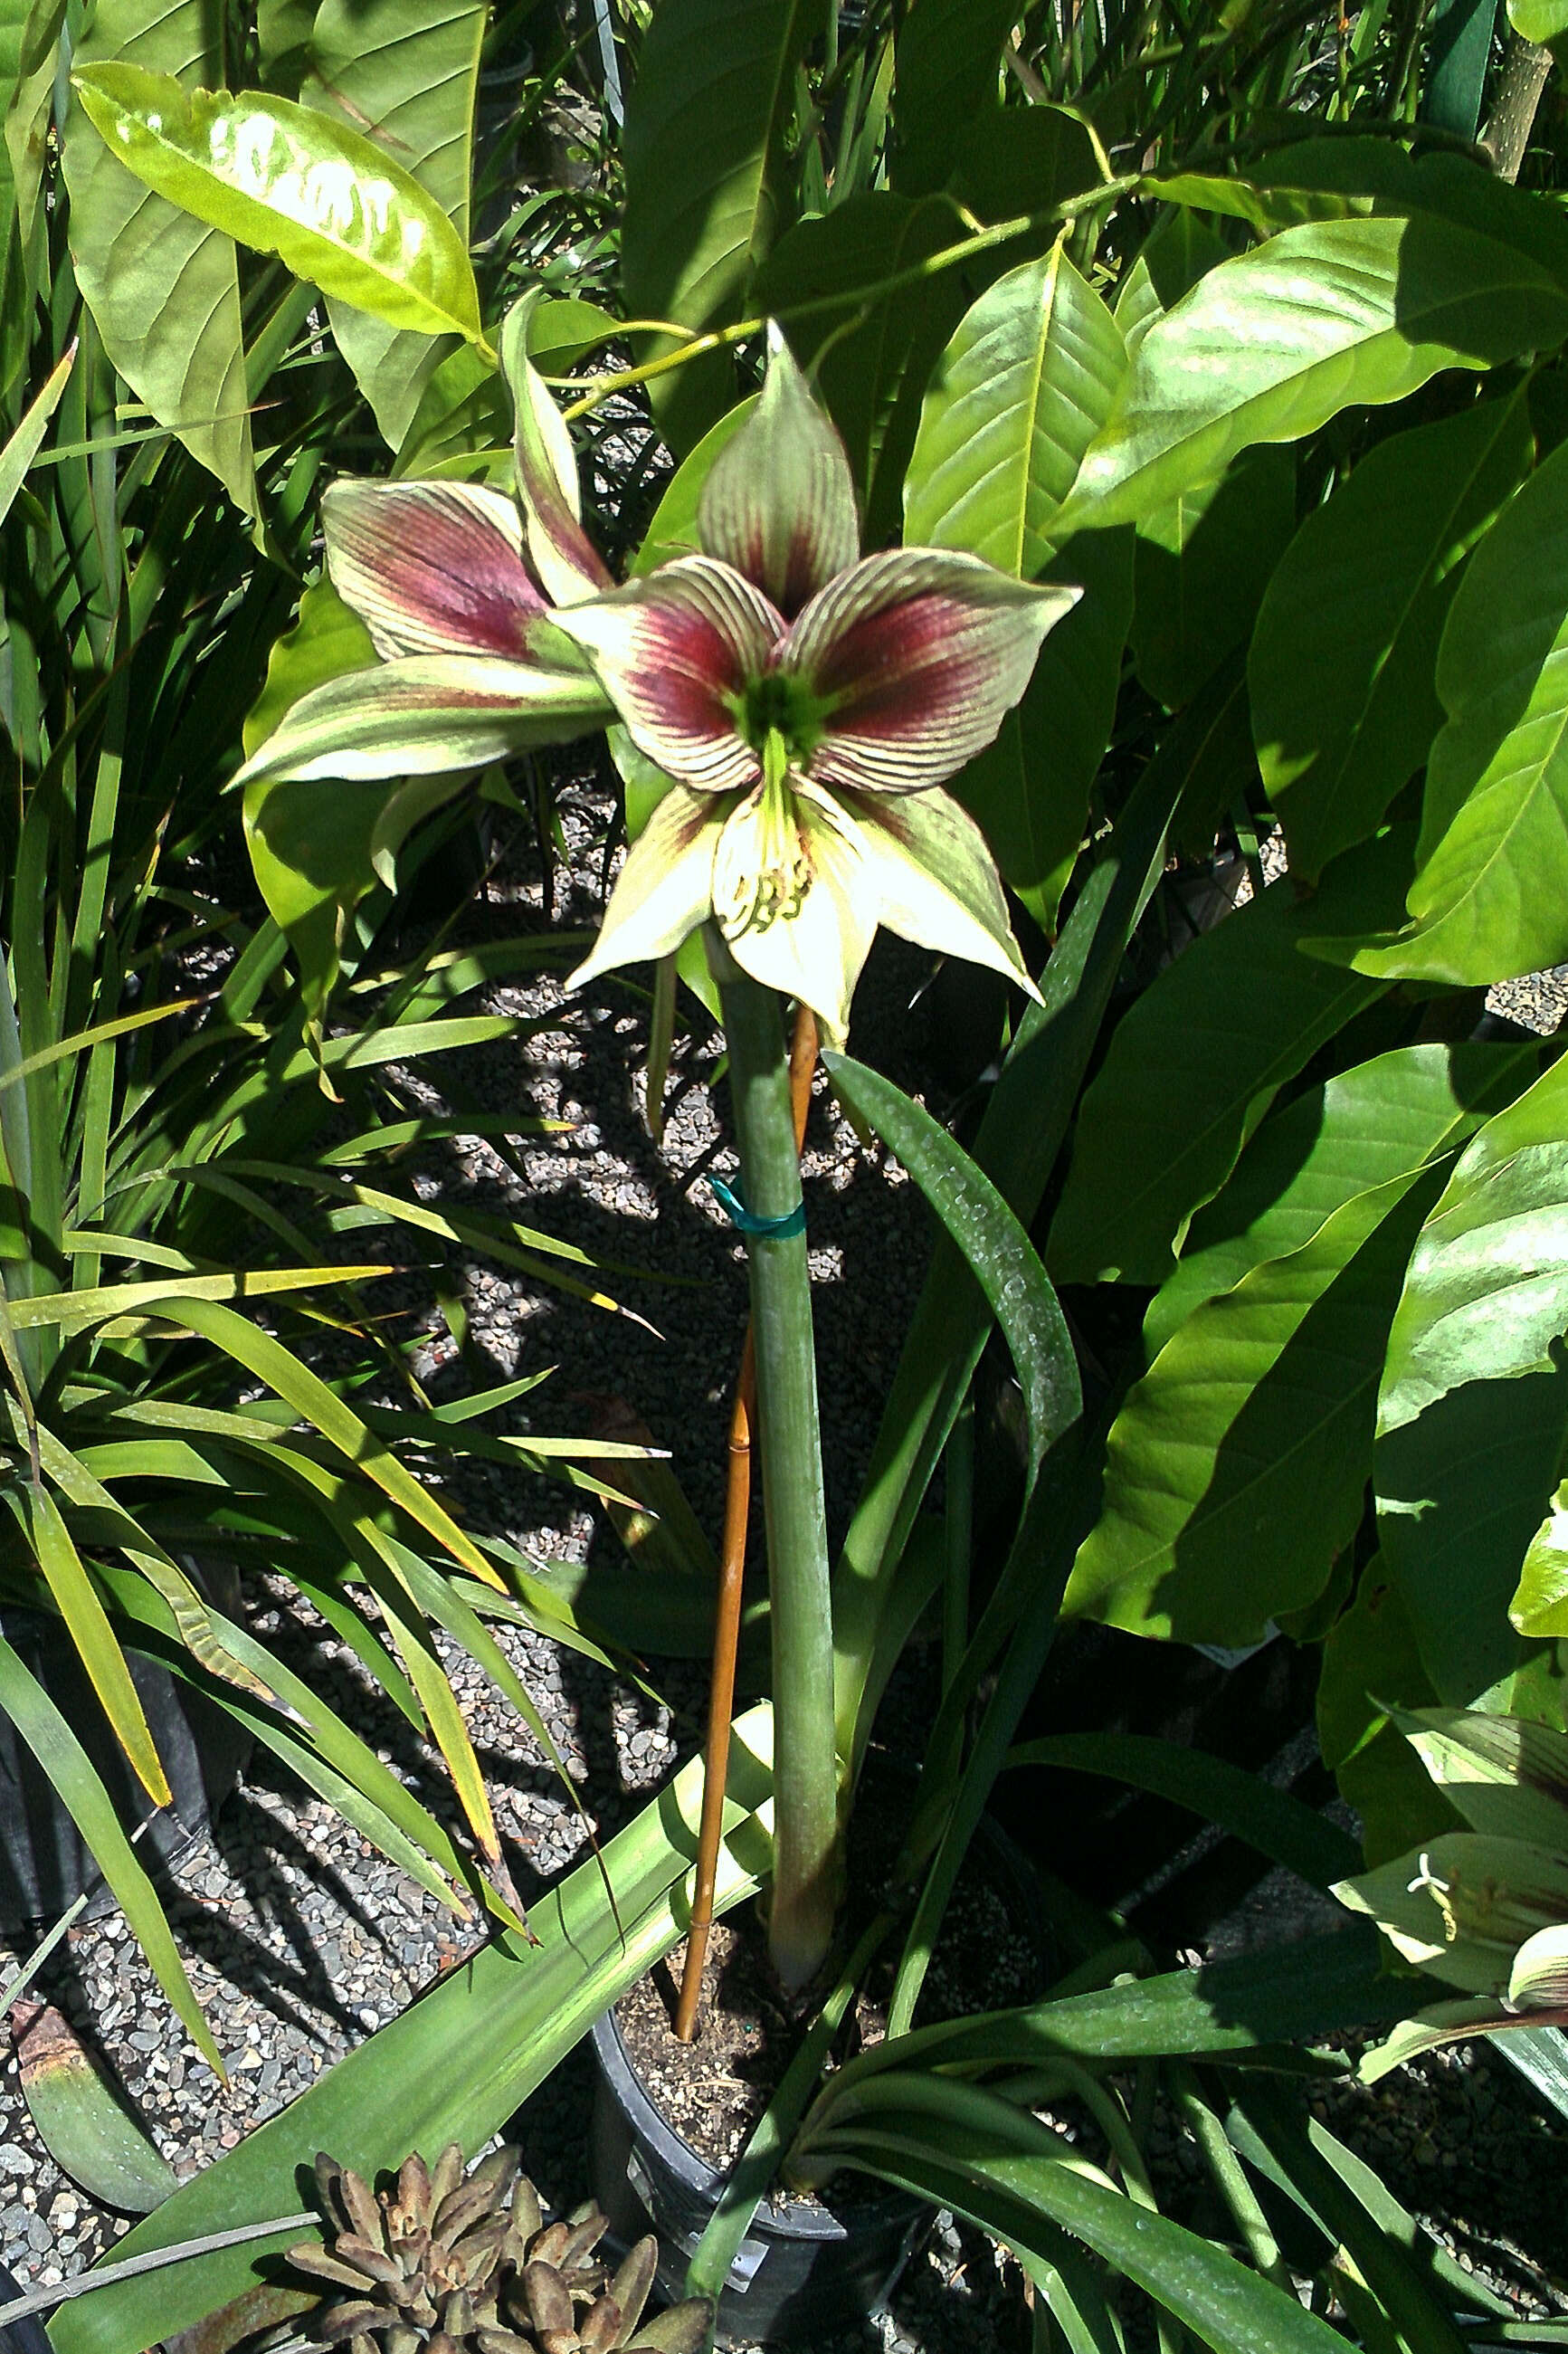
781,548 -> 1081,796
233,654 -> 612,788
697,325 -> 859,618
550,557 -> 784,794
323,481 -> 553,663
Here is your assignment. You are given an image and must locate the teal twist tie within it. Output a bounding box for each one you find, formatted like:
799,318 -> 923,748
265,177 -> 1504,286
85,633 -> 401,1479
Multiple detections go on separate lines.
708,1173 -> 806,1242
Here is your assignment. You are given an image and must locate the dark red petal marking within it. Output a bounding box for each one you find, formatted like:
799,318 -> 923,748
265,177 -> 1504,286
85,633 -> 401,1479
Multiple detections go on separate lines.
325,481 -> 548,662
782,548 -> 1064,796
554,558 -> 782,795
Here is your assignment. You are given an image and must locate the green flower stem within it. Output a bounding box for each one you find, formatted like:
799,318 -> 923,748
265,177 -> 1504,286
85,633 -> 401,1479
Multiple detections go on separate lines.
708,933 -> 837,1992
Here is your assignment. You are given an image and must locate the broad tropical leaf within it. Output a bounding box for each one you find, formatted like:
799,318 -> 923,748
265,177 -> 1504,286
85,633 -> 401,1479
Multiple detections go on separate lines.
1345,434 -> 1568,983
1049,867 -> 1392,1287
1131,444 -> 1296,711
1063,1176 -> 1436,1645
301,0 -> 487,448
890,0 -> 1032,195
1060,215 -> 1568,535
950,529 -> 1133,930
1148,1042 -> 1536,1353
621,0 -> 828,452
1380,1052 -> 1568,1431
1250,391 -> 1534,881
62,0 -> 257,515
755,190 -> 967,542
71,66 -> 483,344
904,243 -> 1127,575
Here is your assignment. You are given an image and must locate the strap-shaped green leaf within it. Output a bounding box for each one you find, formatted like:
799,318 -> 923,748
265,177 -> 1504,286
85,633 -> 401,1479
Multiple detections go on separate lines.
71,64 -> 484,343
22,1484 -> 170,1806
0,1634 -> 219,2068
49,1709 -> 778,2354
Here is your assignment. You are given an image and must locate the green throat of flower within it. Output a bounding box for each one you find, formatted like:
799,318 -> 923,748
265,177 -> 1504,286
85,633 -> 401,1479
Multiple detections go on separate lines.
717,728 -> 812,942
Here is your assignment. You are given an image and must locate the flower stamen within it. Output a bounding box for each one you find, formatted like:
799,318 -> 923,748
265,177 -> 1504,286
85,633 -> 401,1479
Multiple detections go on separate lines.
717,729 -> 812,940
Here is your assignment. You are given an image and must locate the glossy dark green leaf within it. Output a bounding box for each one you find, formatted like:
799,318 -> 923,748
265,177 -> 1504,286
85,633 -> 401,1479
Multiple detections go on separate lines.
1049,862 -> 1396,1288
1250,392 -> 1534,882
890,0 -> 1023,189
1063,1174 -> 1435,1645
904,243 -> 1127,574
1132,444 -> 1296,711
822,1053 -> 1081,1473
301,0 -> 487,447
1318,1561 -> 1453,1866
1376,1366 -> 1568,1711
1148,1042 -> 1536,1353
71,65 -> 483,343
1347,435 -> 1568,983
951,529 -> 1133,931
62,0 -> 256,514
1060,215 -> 1568,536
1380,1051 -> 1568,1430
630,399 -> 752,575
1251,137 -> 1568,287
620,0 -> 827,452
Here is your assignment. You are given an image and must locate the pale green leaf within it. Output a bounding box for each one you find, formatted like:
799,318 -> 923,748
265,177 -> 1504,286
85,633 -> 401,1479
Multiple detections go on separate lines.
62,0 -> 256,516
904,242 -> 1127,577
71,65 -> 483,344
1060,215 -> 1568,535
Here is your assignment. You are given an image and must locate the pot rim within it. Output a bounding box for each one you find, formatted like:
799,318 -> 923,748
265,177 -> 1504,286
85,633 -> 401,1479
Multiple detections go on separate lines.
588,2000 -> 924,2240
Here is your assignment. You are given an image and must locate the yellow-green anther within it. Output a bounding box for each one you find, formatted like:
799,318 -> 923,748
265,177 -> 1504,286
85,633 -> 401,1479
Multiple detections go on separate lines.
717,730 -> 811,941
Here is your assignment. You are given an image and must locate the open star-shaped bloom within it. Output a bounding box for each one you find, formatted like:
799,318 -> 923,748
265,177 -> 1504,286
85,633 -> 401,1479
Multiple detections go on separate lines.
233,301 -> 615,790
551,329 -> 1079,1042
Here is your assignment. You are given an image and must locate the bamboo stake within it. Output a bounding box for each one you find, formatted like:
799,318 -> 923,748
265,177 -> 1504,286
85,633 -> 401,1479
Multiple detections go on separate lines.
675,1000 -> 818,2040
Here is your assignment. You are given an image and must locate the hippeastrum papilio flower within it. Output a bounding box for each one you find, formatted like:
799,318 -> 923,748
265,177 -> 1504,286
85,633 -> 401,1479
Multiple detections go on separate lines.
551,327 -> 1080,1042
233,301 -> 615,792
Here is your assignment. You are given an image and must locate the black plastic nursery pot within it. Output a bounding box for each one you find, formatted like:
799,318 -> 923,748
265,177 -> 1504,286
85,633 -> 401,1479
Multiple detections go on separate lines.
0,2263 -> 52,2354
589,2001 -> 928,2348
0,1598 -> 251,1935
588,1808 -> 1047,2347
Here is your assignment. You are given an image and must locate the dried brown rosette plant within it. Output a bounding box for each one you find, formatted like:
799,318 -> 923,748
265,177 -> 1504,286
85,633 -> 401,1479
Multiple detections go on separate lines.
290,2143 -> 711,2354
